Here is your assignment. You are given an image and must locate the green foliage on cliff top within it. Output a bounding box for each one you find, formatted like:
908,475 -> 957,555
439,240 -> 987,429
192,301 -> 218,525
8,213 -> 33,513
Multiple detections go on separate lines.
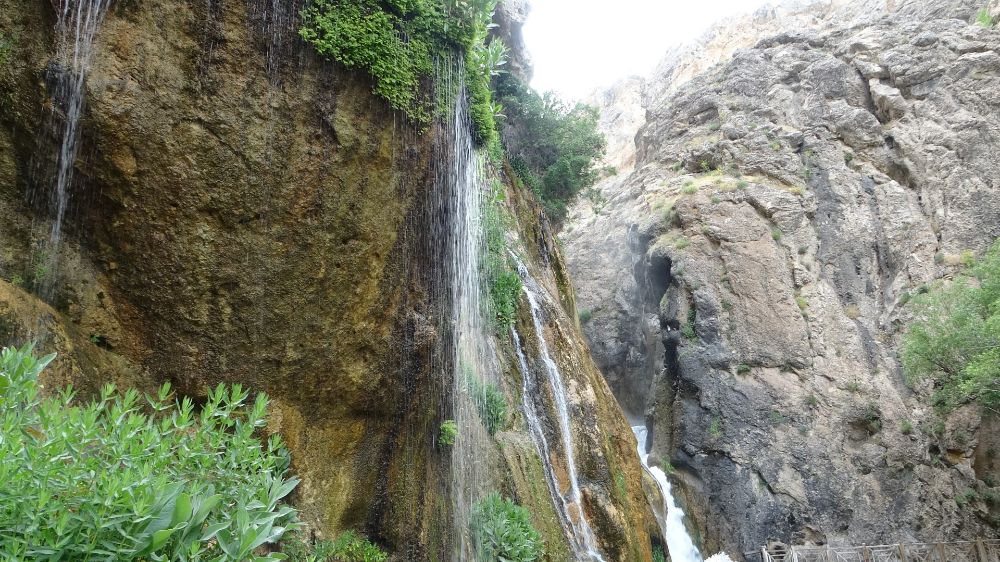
299,0 -> 505,144
470,493 -> 544,562
0,343 -> 299,561
496,74 -> 606,224
902,239 -> 1000,411
976,6 -> 994,26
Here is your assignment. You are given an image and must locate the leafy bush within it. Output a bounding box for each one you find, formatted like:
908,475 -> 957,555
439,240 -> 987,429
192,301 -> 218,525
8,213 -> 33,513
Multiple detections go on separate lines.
675,236 -> 690,250
901,419 -> 913,434
479,195 -> 522,329
844,305 -> 861,319
736,180 -> 749,188
469,493 -> 544,562
769,411 -> 784,426
771,227 -> 781,241
653,546 -> 667,562
0,343 -> 298,561
496,74 -> 606,224
464,371 -> 507,436
439,420 -> 458,446
283,530 -> 387,562
681,309 -> 696,340
737,364 -> 751,375
901,239 -> 1000,410
299,0 -> 505,143
681,185 -> 698,195
578,308 -> 593,323
709,415 -> 722,439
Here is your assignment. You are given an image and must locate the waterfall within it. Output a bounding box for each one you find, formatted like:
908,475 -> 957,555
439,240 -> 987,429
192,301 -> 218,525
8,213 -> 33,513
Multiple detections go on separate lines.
35,0 -> 111,297
631,425 -> 703,562
433,67 -> 503,561
510,265 -> 606,561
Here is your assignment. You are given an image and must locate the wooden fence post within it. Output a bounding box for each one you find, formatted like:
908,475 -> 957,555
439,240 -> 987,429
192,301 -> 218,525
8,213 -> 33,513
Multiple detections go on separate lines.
977,537 -> 988,562
899,542 -> 908,562
937,542 -> 947,562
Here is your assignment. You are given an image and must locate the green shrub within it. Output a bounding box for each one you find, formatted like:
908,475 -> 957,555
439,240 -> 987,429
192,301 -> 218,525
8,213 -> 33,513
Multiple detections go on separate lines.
465,373 -> 507,435
902,239 -> 1000,411
769,411 -> 784,426
653,546 -> 667,562
661,459 -> 677,473
844,152 -> 854,164
284,530 -> 387,562
0,343 -> 298,561
496,74 -> 605,223
708,123 -> 720,132
616,471 -> 627,503
682,179 -> 694,187
710,415 -> 722,439
736,180 -> 749,188
579,309 -> 593,323
771,227 -> 781,241
899,292 -> 911,306
469,493 -> 544,562
807,395 -> 818,406
737,364 -> 751,375
479,199 -> 522,329
976,6 -> 994,26
796,296 -> 808,310
675,236 -> 690,250
901,419 -> 913,434
681,309 -> 696,340
847,381 -> 860,392
439,420 -> 458,446
681,185 -> 698,195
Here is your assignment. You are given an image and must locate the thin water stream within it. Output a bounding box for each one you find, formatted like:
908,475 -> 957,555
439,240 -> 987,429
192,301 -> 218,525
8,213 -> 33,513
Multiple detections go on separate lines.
510,260 -> 606,561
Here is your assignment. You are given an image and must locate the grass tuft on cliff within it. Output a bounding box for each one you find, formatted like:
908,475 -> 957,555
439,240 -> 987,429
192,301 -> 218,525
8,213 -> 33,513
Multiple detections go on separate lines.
902,238 -> 1000,411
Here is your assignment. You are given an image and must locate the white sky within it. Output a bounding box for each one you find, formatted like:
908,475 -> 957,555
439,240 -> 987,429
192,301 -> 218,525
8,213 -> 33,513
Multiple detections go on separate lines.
522,0 -> 771,100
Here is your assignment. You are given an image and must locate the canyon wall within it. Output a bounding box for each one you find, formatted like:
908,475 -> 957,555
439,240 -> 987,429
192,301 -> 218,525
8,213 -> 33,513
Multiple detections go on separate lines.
565,0 -> 1000,556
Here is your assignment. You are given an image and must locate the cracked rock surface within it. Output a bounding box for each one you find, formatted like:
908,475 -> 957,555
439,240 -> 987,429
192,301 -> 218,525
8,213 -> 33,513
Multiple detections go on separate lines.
564,0 -> 1000,555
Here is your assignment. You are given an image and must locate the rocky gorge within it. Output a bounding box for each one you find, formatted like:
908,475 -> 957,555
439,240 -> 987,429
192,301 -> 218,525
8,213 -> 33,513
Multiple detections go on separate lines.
563,0 -> 1000,557
1,0 -> 999,559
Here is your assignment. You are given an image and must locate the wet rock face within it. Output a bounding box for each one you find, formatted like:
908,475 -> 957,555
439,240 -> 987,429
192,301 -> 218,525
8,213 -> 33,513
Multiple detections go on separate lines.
564,0 -> 1000,555
0,0 -> 659,558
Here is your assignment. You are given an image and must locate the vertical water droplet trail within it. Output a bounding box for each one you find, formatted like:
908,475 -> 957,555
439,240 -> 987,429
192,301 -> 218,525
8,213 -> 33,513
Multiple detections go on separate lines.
511,258 -> 607,561
431,60 -> 505,561
36,0 -> 112,298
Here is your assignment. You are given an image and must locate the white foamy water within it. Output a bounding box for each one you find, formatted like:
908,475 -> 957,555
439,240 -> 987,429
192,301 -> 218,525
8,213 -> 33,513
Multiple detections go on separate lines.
632,425 -> 703,562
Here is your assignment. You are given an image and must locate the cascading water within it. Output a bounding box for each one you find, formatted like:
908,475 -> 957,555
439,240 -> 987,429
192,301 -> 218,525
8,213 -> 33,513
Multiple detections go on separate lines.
510,262 -> 606,561
433,68 -> 504,561
632,425 -> 704,562
35,0 -> 112,297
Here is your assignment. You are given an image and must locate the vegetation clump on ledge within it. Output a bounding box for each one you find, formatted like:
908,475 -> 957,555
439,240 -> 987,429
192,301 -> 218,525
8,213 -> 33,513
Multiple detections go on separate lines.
902,239 -> 1000,411
299,0 -> 507,145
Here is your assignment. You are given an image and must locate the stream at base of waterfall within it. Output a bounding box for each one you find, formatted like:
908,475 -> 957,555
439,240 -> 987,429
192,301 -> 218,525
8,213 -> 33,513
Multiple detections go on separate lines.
632,426 -> 734,562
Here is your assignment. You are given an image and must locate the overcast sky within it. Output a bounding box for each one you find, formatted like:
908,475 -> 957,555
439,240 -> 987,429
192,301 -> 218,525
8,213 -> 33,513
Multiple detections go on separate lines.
522,0 -> 771,100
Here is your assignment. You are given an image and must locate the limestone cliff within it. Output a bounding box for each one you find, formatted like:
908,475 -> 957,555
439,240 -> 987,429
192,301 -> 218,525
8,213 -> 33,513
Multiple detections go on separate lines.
564,0 -> 1000,556
0,0 -> 656,559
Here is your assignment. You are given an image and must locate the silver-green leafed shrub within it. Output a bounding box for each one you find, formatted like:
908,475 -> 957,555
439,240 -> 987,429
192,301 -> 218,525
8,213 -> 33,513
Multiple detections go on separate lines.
469,493 -> 544,562
0,343 -> 299,561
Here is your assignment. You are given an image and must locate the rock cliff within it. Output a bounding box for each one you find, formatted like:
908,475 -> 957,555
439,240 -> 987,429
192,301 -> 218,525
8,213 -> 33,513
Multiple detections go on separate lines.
564,0 -> 1000,556
0,0 -> 656,559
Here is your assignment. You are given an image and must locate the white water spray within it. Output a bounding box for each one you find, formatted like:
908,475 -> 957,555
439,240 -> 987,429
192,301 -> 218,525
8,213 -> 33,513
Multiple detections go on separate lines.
48,0 -> 112,250
510,268 -> 606,561
632,425 -> 704,562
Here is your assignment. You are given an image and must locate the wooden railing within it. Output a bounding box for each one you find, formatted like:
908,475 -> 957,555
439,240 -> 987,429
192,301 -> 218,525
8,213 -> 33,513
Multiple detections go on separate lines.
744,540 -> 1000,562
